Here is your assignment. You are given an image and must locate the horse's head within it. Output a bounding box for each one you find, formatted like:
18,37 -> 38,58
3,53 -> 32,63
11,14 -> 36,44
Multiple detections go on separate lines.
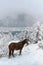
24,38 -> 30,45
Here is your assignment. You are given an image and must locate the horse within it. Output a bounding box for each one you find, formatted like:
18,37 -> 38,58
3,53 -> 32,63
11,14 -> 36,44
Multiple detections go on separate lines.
8,38 -> 30,57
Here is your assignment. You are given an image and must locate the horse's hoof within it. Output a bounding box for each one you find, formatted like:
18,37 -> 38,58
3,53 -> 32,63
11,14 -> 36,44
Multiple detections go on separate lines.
8,56 -> 11,58
19,54 -> 22,56
12,55 -> 15,57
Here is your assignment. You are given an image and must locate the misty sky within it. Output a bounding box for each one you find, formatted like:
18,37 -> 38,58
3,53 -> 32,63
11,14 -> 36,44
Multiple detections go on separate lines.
0,0 -> 43,27
0,0 -> 43,18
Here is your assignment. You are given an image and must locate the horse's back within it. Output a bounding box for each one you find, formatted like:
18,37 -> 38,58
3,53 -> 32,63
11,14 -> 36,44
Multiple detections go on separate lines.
8,42 -> 23,50
8,43 -> 16,50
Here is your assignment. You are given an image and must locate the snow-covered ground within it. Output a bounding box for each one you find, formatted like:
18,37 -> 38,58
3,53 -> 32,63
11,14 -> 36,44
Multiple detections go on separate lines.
0,43 -> 43,65
0,22 -> 43,65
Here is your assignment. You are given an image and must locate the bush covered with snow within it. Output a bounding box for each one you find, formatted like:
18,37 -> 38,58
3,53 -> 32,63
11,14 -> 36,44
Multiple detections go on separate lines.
0,32 -> 13,56
0,22 -> 43,57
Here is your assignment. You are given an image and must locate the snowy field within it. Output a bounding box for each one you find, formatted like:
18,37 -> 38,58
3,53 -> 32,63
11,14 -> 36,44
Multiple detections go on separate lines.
0,22 -> 43,65
0,43 -> 43,65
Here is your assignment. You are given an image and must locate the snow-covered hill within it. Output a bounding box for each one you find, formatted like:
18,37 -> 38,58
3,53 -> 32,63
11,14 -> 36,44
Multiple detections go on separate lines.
0,44 -> 43,65
0,22 -> 43,65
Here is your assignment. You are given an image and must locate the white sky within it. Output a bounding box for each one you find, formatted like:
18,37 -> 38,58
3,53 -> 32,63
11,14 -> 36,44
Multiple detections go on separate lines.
0,0 -> 43,18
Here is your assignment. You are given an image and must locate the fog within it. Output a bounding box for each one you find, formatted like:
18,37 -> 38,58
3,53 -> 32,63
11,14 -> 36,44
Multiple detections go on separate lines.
0,0 -> 43,27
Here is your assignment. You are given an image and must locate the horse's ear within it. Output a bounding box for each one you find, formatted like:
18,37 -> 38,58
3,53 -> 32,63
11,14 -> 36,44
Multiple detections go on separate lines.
25,38 -> 29,41
27,38 -> 30,41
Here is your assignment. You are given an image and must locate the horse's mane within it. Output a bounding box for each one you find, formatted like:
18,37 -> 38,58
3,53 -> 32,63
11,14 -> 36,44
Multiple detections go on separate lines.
19,39 -> 26,43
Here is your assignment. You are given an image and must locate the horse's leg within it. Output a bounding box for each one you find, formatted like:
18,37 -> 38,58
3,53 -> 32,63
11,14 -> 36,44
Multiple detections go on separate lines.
12,50 -> 14,57
9,50 -> 11,58
19,49 -> 22,55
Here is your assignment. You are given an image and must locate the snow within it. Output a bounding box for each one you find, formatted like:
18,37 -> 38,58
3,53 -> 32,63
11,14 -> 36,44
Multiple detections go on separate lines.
0,22 -> 43,65
0,43 -> 43,65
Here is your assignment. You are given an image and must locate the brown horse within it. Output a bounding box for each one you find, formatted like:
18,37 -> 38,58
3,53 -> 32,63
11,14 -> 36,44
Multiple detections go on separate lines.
8,38 -> 30,57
